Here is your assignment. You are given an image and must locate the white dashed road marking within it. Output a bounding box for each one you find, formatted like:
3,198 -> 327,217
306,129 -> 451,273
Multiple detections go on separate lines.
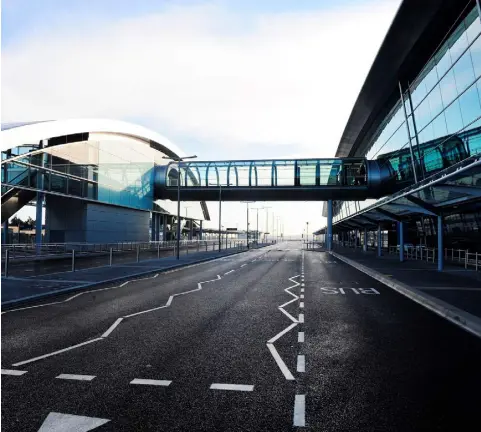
298,332 -> 304,343
1,369 -> 27,376
56,374 -> 96,381
298,313 -> 304,323
210,383 -> 254,392
130,379 -> 172,386
293,394 -> 306,426
297,355 -> 305,372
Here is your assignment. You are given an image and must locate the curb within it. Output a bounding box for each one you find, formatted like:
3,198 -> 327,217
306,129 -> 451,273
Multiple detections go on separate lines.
331,251 -> 481,340
1,247 -> 259,308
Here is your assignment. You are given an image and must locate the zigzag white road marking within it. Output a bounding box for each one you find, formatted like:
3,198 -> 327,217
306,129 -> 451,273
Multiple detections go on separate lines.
10,275 -> 223,367
266,274 -> 300,381
2,273 -> 160,315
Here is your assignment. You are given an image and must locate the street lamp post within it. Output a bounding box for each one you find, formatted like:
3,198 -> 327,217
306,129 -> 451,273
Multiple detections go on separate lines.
163,155 -> 197,260
241,201 -> 254,249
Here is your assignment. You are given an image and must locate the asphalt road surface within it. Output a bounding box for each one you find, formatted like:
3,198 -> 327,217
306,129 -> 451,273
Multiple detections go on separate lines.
2,242 -> 481,431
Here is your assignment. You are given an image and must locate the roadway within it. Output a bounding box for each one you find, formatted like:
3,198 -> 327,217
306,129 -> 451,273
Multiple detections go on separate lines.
2,242 -> 481,431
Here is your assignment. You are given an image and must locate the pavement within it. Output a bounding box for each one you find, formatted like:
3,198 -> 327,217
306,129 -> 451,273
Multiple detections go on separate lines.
2,243 -> 221,278
2,242 -> 481,431
332,245 -> 481,318
1,244 -> 257,304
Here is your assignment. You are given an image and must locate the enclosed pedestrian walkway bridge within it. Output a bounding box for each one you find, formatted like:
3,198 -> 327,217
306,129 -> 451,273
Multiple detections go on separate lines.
155,158 -> 395,201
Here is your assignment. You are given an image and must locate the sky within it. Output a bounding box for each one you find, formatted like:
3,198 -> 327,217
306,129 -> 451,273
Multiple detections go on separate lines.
2,0 -> 400,236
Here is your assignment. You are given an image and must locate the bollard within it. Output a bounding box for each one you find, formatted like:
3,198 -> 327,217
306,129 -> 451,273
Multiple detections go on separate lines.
136,245 -> 140,263
4,249 -> 9,278
109,247 -> 113,266
72,249 -> 76,272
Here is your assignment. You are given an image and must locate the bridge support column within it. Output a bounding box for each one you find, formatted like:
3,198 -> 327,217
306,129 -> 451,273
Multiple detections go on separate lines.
35,140 -> 47,252
398,221 -> 404,262
377,224 -> 382,257
189,220 -> 193,240
162,215 -> 168,241
327,199 -> 333,251
199,220 -> 203,240
363,228 -> 367,252
151,213 -> 156,242
438,215 -> 444,271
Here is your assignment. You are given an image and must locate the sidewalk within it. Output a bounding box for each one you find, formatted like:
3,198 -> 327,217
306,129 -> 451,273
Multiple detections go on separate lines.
330,246 -> 481,337
1,245 -> 267,306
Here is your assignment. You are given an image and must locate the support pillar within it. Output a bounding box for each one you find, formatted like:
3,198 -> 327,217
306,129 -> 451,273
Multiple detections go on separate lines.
363,228 -> 367,252
377,224 -> 382,257
151,213 -> 156,242
162,215 -> 168,241
399,221 -> 404,262
199,220 -> 203,240
438,215 -> 444,271
3,220 -> 8,244
189,220 -> 193,240
327,199 -> 333,251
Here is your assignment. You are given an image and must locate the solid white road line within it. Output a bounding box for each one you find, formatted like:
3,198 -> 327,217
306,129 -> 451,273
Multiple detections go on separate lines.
210,383 -> 254,392
56,374 -> 96,381
279,297 -> 299,309
298,313 -> 304,323
298,332 -> 304,343
267,344 -> 295,381
299,302 -> 304,308
130,378 -> 172,386
101,318 -> 123,338
1,369 -> 27,376
279,307 -> 299,323
267,322 -> 298,344
241,264 -> 247,267
224,270 -> 235,275
297,355 -> 305,372
124,304 -> 169,318
12,338 -> 103,367
293,394 -> 306,427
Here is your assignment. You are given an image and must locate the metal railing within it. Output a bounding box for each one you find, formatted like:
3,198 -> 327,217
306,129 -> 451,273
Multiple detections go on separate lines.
1,239 -> 251,260
386,245 -> 480,271
1,239 -> 259,277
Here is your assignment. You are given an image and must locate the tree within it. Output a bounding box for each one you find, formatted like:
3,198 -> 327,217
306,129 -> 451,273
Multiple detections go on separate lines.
10,216 -> 23,226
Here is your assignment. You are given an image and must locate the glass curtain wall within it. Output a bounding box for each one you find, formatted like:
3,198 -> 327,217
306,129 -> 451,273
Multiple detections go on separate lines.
335,5 -> 481,223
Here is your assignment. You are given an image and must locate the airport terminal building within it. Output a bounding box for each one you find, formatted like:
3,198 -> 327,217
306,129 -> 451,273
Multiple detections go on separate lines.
1,119 -> 209,244
318,0 -> 481,251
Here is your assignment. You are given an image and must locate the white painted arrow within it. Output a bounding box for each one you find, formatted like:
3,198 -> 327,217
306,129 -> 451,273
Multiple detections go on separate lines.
38,412 -> 110,431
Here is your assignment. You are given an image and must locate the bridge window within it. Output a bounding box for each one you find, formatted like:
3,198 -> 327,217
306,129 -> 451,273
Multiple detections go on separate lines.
298,160 -> 317,186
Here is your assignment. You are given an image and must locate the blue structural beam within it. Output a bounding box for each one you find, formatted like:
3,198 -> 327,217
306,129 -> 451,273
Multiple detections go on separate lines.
399,221 -> 404,262
438,215 -> 443,271
327,200 -> 333,251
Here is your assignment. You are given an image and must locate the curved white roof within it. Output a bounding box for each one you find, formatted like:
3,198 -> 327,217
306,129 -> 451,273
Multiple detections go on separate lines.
0,118 -> 185,158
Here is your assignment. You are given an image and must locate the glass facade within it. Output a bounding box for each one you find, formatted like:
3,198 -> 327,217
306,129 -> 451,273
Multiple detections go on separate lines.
1,133 -> 205,220
335,5 -> 481,224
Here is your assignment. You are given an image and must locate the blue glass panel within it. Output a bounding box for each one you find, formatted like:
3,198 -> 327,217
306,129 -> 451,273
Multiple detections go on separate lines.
452,47 -> 477,95
468,34 -> 481,79
444,99 -> 465,135
459,81 -> 481,127
432,112 -> 448,139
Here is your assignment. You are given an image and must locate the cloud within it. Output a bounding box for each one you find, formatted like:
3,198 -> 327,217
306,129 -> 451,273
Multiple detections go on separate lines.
2,0 -> 400,232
